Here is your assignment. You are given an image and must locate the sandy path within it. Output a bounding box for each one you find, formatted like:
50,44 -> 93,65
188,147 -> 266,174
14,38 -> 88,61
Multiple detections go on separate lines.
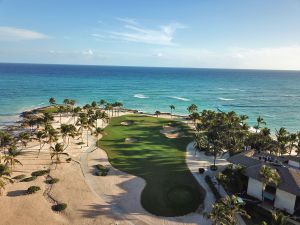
0,112 -> 213,225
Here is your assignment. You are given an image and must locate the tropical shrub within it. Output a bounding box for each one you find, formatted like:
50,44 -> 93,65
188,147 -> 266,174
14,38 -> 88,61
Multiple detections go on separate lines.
198,168 -> 205,174
27,186 -> 41,194
52,203 -> 67,212
210,165 -> 218,171
46,178 -> 59,184
205,175 -> 221,200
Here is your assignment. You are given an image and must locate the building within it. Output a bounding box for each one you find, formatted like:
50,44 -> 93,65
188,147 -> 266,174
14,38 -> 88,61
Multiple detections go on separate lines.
228,151 -> 300,214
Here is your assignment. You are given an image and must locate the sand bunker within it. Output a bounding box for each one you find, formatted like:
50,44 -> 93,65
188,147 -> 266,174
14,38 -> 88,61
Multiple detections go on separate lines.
120,120 -> 133,126
160,125 -> 183,139
125,137 -> 138,143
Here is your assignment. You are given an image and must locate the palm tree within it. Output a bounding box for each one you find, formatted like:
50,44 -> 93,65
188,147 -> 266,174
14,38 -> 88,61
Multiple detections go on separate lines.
275,127 -> 289,155
271,211 -> 288,225
99,111 -> 109,128
155,111 -> 161,118
60,124 -> 76,147
98,99 -> 106,108
260,165 -> 280,201
57,105 -> 65,124
205,195 -> 250,225
91,101 -> 97,109
35,130 -> 46,157
0,163 -> 13,195
287,133 -> 297,155
42,112 -> 54,125
187,104 -> 198,114
3,146 -> 22,170
63,98 -> 70,106
50,143 -> 69,164
72,106 -> 81,124
18,132 -> 30,151
46,127 -> 58,148
189,112 -> 200,127
49,97 -> 56,105
296,132 -> 300,155
77,114 -> 94,146
0,131 -> 13,153
255,116 -> 266,133
169,105 -> 175,118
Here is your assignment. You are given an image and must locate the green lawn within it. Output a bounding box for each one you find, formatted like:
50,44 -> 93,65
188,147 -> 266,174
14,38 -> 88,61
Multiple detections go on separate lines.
98,114 -> 205,216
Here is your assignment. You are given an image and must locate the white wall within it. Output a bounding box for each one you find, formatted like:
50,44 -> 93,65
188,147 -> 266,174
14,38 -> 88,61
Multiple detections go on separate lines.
274,189 -> 296,214
288,160 -> 300,168
247,178 -> 263,200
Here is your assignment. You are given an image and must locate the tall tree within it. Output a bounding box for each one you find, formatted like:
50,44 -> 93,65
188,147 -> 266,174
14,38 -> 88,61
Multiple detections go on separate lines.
169,105 -> 175,118
205,195 -> 250,225
0,164 -> 13,195
3,146 -> 22,170
260,165 -> 280,201
48,97 -> 56,106
187,104 -> 198,114
50,143 -> 69,164
275,127 -> 289,155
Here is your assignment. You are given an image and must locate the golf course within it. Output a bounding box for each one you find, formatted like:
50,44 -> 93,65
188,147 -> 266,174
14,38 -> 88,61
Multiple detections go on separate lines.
98,114 -> 205,216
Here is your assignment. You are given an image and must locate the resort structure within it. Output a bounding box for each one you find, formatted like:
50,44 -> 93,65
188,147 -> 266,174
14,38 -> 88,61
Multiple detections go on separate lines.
228,150 -> 300,215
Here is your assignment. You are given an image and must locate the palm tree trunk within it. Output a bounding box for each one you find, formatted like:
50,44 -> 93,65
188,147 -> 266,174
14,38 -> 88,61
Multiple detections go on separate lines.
86,130 -> 89,147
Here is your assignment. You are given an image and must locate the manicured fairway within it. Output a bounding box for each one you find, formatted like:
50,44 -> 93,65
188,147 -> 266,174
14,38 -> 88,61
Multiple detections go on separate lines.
98,114 -> 205,216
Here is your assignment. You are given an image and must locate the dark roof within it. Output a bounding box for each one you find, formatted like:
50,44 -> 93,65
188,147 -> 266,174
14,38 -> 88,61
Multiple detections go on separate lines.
244,164 -> 300,196
228,150 -> 261,167
286,156 -> 300,163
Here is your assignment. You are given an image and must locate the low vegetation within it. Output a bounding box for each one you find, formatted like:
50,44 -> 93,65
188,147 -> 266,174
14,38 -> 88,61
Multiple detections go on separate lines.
27,186 -> 41,194
46,178 -> 59,184
52,203 -> 67,212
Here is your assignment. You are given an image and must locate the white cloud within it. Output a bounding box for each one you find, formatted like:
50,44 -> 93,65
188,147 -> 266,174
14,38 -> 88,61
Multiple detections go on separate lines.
153,45 -> 300,70
110,19 -> 186,45
82,49 -> 94,56
0,26 -> 48,41
116,17 -> 138,25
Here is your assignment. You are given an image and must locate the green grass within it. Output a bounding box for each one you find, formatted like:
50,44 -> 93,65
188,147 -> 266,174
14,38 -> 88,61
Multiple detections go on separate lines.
98,114 -> 205,216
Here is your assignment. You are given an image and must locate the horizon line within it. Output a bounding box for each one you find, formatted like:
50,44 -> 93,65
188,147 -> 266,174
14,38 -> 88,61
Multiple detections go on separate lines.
1,61 -> 300,72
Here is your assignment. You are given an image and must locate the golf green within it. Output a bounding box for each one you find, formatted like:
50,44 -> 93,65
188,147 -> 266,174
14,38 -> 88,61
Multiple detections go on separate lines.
98,114 -> 205,216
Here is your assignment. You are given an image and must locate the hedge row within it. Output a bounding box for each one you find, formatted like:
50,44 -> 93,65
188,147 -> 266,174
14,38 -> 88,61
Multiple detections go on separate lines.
205,175 -> 222,200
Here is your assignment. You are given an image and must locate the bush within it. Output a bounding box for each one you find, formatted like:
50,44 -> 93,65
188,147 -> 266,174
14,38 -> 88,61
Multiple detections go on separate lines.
77,142 -> 84,145
21,176 -> 37,182
198,168 -> 205,174
13,174 -> 26,180
31,170 -> 49,177
205,175 -> 221,200
210,165 -> 218,171
95,164 -> 110,176
46,178 -> 59,184
27,186 -> 41,194
52,203 -> 67,212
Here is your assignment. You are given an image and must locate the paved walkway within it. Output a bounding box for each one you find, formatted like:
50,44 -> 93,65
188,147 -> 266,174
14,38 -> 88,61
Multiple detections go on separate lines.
186,142 -> 246,225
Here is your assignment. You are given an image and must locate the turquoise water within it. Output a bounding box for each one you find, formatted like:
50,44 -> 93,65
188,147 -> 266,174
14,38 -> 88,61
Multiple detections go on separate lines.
1,63 -> 300,132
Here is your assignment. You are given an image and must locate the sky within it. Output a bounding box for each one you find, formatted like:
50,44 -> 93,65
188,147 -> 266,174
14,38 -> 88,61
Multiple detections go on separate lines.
0,0 -> 300,70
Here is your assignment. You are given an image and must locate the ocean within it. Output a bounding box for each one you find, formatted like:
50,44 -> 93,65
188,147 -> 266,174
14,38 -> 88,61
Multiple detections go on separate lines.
1,63 -> 300,132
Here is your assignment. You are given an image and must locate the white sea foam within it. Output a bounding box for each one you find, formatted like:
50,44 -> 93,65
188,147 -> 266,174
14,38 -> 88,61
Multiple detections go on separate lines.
218,97 -> 234,101
133,94 -> 149,99
168,96 -> 191,101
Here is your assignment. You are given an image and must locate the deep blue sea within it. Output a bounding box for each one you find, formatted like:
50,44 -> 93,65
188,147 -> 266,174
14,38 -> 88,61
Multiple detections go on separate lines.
1,63 -> 300,132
